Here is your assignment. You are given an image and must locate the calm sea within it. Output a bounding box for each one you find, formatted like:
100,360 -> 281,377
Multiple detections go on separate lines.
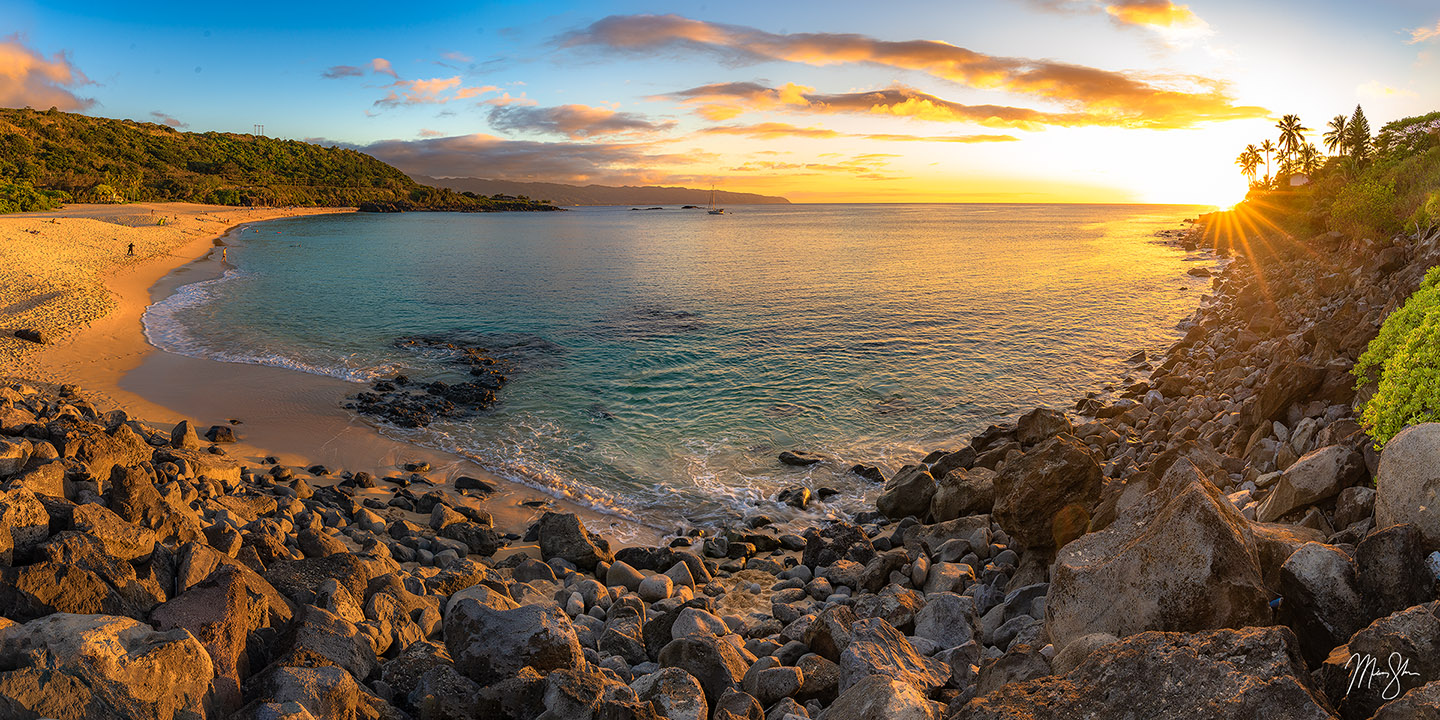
144,204 -> 1213,526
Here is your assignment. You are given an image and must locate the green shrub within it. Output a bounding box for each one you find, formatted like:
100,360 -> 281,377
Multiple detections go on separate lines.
0,180 -> 65,213
1357,266 -> 1440,446
1329,176 -> 1399,238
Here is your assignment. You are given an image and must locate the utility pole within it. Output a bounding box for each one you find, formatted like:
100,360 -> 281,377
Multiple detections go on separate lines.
253,124 -> 265,136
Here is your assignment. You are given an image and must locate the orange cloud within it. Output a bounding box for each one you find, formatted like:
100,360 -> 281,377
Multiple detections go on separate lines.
1104,0 -> 1203,28
671,83 -> 1105,129
0,37 -> 93,111
566,15 -> 1255,127
1409,19 -> 1440,44
371,58 -> 398,78
373,77 -> 499,108
487,103 -> 675,139
699,121 -> 1017,143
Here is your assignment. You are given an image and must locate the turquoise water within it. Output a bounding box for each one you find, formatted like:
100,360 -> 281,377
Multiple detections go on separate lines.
144,204 -> 1212,525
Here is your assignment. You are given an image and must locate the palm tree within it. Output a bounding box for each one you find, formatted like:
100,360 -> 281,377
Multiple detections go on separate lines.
1299,142 -> 1321,176
1276,114 -> 1308,167
1236,149 -> 1259,185
1259,139 -> 1277,185
1324,114 -> 1348,156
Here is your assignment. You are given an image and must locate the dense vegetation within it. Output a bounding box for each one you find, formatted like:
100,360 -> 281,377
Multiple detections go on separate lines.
1224,106 -> 1440,446
1290,109 -> 1440,447
1354,267 -> 1440,447
0,107 -> 554,213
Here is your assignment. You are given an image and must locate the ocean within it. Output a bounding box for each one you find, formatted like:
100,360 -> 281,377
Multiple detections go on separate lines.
143,203 -> 1214,526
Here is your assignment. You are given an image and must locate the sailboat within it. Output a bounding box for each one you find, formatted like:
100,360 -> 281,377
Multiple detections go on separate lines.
707,186 -> 725,215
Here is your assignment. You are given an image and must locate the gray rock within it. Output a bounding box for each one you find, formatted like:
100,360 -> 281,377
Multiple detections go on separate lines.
877,465 -> 937,520
606,560 -> 645,591
0,613 -> 213,720
536,512 -> 614,571
802,605 -> 857,662
929,467 -> 996,522
1356,523 -> 1436,619
444,600 -> 584,686
838,617 -> 948,694
992,434 -> 1101,551
1278,541 -> 1366,666
960,627 -> 1332,719
1257,445 -> 1366,522
1046,460 -> 1269,653
822,674 -> 938,720
1316,602 -> 1440,719
657,635 -> 752,705
1017,408 -> 1073,446
1376,423 -> 1440,545
1048,632 -> 1116,675
631,666 -> 708,720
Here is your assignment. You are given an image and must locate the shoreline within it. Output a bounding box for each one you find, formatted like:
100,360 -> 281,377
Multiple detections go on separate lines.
2,202 -> 660,546
3,197 -> 1426,718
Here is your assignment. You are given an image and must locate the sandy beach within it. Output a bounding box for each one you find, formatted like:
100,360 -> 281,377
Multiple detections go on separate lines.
0,201 -> 657,544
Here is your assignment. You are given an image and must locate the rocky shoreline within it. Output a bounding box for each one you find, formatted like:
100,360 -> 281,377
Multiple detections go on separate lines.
5,205 -> 1440,719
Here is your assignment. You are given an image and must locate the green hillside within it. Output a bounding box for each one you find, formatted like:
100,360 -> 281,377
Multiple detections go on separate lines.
0,107 -> 553,213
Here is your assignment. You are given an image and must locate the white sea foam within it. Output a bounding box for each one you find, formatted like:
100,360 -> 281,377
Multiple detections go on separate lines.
143,271 -> 396,383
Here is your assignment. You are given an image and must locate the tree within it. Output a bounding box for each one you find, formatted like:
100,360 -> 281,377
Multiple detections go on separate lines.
1259,139 -> 1277,186
1324,114 -> 1348,156
1347,104 -> 1372,162
1276,114 -> 1308,167
1299,143 -> 1321,176
1236,145 -> 1261,186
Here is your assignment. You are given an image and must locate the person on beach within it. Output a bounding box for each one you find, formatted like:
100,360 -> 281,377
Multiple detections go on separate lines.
127,242 -> 134,256
222,248 -> 227,262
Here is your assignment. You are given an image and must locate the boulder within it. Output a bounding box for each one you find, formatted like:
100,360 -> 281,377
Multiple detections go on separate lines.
444,599 -> 583,686
801,522 -> 875,569
1277,542 -> 1367,666
152,563 -> 295,713
1016,408 -> 1073,446
1316,602 -> 1440,719
802,605 -> 857,662
0,485 -> 49,565
170,421 -> 204,451
913,592 -> 975,650
72,503 -> 155,562
778,451 -> 821,467
1046,463 -> 1269,652
0,437 -> 30,476
824,675 -> 937,720
536,512 -> 613,570
1377,424 -> 1440,545
928,467 -> 995,522
1257,445 -> 1366,522
439,521 -> 502,557
876,465 -> 936,520
48,420 -> 151,482
0,613 -> 213,720
1372,679 -> 1440,719
630,667 -> 708,720
656,635 -> 752,705
1356,524 -> 1436,620
992,434 -> 1102,551
270,606 -> 378,681
837,617 -> 947,694
960,627 -> 1333,719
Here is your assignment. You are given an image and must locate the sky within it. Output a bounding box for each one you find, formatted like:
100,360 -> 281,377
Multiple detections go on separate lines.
3,0 -> 1439,205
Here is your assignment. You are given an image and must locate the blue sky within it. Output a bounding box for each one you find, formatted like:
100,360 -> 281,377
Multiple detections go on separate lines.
5,0 -> 1439,202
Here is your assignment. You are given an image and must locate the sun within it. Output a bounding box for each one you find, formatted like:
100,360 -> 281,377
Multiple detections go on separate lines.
1138,170 -> 1250,209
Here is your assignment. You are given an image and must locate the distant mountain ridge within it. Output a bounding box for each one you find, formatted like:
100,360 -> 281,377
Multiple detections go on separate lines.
410,175 -> 791,206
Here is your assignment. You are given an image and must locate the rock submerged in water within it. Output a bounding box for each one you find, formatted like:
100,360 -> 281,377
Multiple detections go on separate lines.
778,450 -> 822,467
